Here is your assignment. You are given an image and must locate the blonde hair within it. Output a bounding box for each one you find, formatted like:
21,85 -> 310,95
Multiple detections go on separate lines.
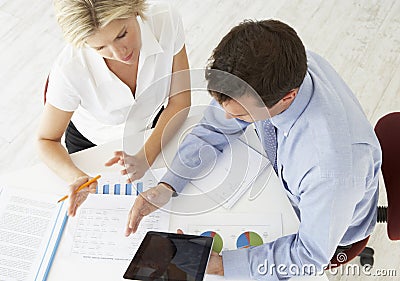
53,0 -> 147,47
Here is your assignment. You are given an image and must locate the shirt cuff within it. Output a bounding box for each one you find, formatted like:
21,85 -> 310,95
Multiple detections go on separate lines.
160,170 -> 190,194
222,248 -> 251,280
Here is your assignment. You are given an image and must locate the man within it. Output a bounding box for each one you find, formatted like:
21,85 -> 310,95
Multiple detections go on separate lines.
124,20 -> 381,279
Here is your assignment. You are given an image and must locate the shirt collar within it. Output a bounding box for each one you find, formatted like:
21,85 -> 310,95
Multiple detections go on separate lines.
81,46 -> 111,86
270,71 -> 313,137
137,15 -> 164,64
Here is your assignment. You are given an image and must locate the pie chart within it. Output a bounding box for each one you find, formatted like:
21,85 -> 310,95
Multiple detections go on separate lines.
236,231 -> 263,249
201,231 -> 223,253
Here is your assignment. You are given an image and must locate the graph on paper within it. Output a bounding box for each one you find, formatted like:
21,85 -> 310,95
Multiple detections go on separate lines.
185,213 -> 282,252
63,168 -> 169,262
65,195 -> 170,262
96,168 -> 167,195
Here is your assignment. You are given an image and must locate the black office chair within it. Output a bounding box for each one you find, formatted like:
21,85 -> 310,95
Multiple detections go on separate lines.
329,112 -> 400,268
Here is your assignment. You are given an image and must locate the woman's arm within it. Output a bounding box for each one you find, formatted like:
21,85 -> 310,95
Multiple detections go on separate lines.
106,46 -> 191,180
142,45 -> 191,165
37,103 -> 86,182
37,103 -> 96,216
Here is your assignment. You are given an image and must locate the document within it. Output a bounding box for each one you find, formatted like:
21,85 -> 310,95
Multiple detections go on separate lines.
0,186 -> 68,281
191,139 -> 269,208
181,213 -> 282,252
64,194 -> 170,262
96,168 -> 167,195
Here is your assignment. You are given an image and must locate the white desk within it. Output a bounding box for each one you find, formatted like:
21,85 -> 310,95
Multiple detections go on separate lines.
0,116 -> 327,281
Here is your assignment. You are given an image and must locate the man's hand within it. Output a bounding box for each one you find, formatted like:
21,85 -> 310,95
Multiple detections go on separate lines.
206,251 -> 224,276
68,176 -> 97,216
105,150 -> 149,182
125,183 -> 174,236
176,229 -> 224,276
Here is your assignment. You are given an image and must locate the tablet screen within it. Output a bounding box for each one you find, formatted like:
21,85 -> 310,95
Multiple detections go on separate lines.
123,231 -> 213,281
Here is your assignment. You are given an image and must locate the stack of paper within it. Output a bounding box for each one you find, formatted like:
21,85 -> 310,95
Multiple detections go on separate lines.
0,186 -> 68,281
191,139 -> 269,208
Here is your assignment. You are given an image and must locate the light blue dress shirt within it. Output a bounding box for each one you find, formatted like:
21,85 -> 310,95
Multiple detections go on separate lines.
161,51 -> 382,280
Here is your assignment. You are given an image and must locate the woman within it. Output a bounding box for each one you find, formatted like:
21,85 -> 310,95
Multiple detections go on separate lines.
37,0 -> 190,216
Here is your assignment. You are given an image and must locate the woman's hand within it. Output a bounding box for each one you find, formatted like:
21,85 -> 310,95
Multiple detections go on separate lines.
68,176 -> 97,216
105,150 -> 150,182
125,183 -> 174,236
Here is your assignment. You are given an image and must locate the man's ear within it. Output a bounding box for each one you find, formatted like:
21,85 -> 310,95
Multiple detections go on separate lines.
267,88 -> 299,117
281,89 -> 298,104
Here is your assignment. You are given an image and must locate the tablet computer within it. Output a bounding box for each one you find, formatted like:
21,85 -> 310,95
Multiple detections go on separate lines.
123,231 -> 213,281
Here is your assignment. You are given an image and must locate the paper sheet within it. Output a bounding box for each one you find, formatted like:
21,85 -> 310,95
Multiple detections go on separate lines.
181,213 -> 282,251
96,168 -> 167,195
64,194 -> 170,262
0,186 -> 67,281
191,139 -> 269,208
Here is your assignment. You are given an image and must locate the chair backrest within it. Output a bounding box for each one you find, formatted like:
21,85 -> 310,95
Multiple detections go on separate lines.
43,75 -> 49,104
327,236 -> 369,269
374,112 -> 400,240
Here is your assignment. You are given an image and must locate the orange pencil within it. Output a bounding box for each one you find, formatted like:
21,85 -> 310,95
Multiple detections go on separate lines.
57,175 -> 101,203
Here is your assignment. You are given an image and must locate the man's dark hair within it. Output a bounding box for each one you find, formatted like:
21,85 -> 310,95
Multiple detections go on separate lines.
206,19 -> 307,108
